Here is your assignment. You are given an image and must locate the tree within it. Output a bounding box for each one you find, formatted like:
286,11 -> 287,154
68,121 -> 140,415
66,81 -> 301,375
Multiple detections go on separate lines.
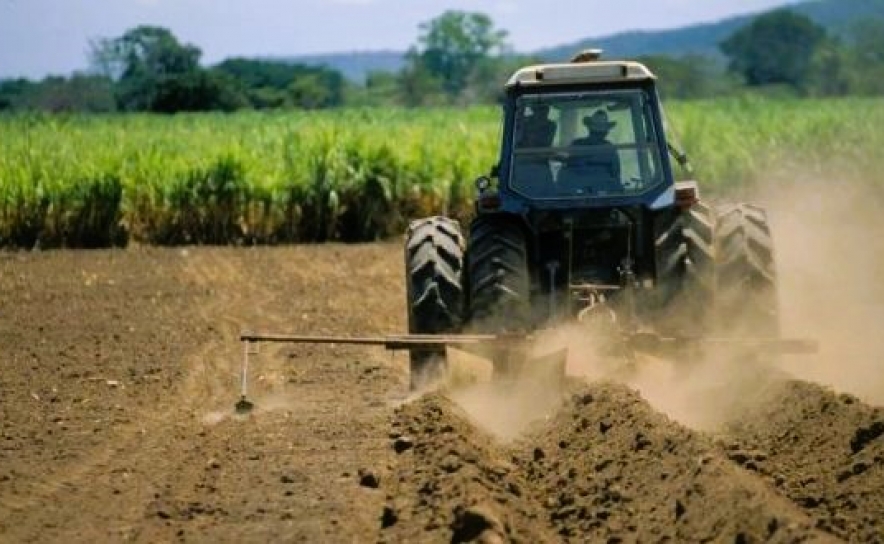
0,75 -> 116,113
213,58 -> 345,109
721,9 -> 828,90
151,71 -> 246,113
405,11 -> 508,100
346,70 -> 400,107
635,55 -> 730,99
397,62 -> 445,107
841,19 -> 884,95
90,25 -> 203,111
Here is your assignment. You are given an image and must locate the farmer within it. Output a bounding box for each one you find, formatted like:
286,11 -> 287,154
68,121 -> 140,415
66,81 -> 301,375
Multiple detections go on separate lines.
566,110 -> 621,191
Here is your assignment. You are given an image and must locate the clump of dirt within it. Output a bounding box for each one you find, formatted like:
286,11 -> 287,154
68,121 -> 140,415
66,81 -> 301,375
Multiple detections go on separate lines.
381,393 -> 556,543
722,379 -> 884,541
517,382 -> 826,542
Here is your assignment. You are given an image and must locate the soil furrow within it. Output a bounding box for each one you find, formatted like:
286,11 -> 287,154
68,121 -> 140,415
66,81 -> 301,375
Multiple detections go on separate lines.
2,243 -> 883,542
720,379 -> 884,542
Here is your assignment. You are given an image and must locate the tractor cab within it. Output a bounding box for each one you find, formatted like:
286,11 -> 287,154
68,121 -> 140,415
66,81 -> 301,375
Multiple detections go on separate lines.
481,55 -> 681,214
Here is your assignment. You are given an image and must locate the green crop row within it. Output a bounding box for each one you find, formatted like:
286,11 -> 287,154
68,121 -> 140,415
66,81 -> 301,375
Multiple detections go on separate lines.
1,97 -> 882,248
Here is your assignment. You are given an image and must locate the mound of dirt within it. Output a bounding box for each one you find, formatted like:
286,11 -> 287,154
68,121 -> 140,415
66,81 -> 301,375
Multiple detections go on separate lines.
722,379 -> 884,541
381,393 -> 556,543
517,382 -> 827,542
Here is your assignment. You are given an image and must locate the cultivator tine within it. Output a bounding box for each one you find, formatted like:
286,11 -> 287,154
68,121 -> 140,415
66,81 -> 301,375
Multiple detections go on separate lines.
234,338 -> 256,414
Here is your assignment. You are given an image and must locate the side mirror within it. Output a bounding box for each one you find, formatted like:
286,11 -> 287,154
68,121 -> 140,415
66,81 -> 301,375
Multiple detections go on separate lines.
489,164 -> 500,178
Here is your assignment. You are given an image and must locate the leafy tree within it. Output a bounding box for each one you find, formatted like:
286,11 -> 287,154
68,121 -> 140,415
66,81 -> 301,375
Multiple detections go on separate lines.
636,55 -> 730,99
0,75 -> 116,112
397,62 -> 445,107
464,54 -> 536,104
90,25 -> 203,111
213,58 -> 345,109
345,70 -> 400,107
0,78 -> 35,111
151,71 -> 246,113
805,41 -> 851,97
721,9 -> 828,90
405,11 -> 508,100
841,19 -> 884,95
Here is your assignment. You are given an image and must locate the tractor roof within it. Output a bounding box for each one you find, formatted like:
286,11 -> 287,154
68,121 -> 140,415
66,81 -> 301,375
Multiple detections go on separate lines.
505,60 -> 656,89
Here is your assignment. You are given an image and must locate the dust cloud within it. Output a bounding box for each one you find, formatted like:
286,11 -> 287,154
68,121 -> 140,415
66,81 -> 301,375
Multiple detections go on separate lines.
446,346 -> 568,440
758,175 -> 884,405
624,174 -> 884,426
448,174 -> 884,436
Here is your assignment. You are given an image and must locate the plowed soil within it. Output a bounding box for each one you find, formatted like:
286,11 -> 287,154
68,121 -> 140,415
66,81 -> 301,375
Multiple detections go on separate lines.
1,237 -> 883,542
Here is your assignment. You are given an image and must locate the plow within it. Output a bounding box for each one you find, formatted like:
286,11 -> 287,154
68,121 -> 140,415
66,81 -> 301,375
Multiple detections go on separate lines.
234,327 -> 817,413
234,49 -> 820,413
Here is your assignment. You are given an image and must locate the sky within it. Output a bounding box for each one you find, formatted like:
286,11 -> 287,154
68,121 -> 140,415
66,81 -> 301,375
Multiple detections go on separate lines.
0,0 -> 795,79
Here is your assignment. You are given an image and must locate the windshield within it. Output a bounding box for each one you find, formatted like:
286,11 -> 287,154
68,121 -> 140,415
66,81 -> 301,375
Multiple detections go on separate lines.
509,90 -> 664,199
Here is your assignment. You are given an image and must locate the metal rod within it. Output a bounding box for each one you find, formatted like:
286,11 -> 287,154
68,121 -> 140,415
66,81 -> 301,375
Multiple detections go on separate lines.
238,332 -> 519,351
628,332 -> 819,355
240,340 -> 251,399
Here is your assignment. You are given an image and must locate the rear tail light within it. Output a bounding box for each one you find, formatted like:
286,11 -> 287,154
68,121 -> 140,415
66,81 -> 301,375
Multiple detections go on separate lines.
675,186 -> 698,210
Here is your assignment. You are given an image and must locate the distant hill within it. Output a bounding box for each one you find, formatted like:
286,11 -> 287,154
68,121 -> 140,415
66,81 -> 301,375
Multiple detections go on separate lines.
282,0 -> 884,80
271,51 -> 406,82
536,0 -> 884,62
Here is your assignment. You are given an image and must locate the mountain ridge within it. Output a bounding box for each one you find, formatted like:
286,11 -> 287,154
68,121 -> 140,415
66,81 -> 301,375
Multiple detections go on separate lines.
277,0 -> 884,81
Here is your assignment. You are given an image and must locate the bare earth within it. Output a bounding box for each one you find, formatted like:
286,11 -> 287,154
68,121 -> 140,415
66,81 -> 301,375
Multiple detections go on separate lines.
1,242 -> 883,543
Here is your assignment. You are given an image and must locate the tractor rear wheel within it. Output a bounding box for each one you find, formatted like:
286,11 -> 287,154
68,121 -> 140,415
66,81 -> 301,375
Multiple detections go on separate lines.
404,216 -> 465,390
466,216 -> 531,333
714,203 -> 780,337
654,202 -> 716,335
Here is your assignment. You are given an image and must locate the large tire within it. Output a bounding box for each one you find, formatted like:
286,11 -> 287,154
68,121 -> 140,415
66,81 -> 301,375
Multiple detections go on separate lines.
653,202 -> 716,335
466,216 -> 531,333
714,203 -> 780,337
404,216 -> 465,389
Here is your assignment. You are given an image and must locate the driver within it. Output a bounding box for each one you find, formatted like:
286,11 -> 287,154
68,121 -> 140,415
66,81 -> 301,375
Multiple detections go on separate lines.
569,110 -> 621,185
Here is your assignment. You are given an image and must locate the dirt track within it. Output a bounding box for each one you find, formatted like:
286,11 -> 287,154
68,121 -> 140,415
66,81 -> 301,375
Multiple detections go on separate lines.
1,239 -> 883,542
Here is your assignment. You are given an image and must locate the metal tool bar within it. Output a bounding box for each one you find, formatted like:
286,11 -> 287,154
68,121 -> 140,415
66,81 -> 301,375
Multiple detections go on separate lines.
627,333 -> 819,355
239,332 -> 523,350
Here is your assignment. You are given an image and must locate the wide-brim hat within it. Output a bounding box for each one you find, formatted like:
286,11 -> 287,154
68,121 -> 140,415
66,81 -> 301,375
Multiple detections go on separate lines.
584,110 -> 616,131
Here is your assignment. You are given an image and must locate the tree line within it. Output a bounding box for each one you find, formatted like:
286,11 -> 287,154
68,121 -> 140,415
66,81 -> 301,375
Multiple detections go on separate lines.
3,9 -> 884,113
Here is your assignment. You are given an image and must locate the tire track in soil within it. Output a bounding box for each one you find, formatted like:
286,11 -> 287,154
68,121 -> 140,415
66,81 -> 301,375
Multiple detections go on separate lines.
0,248 -> 216,539
1,245 -> 406,543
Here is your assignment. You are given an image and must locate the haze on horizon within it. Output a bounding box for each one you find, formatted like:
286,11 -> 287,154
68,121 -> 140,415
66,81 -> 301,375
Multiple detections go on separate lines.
0,0 -> 795,79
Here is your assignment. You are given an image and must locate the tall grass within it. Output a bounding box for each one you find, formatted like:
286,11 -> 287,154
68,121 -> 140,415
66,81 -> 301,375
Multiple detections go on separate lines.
1,98 -> 882,247
668,96 -> 884,190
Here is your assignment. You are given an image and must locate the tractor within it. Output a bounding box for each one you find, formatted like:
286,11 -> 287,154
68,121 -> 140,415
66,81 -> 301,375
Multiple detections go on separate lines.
235,52 -> 811,411
403,51 -> 781,388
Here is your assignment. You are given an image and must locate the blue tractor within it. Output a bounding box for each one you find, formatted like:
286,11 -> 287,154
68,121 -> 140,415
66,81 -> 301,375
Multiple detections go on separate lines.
404,52 -> 781,388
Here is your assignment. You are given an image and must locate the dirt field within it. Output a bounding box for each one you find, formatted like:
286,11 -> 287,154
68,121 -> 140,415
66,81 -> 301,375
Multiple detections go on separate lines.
2,184 -> 884,542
